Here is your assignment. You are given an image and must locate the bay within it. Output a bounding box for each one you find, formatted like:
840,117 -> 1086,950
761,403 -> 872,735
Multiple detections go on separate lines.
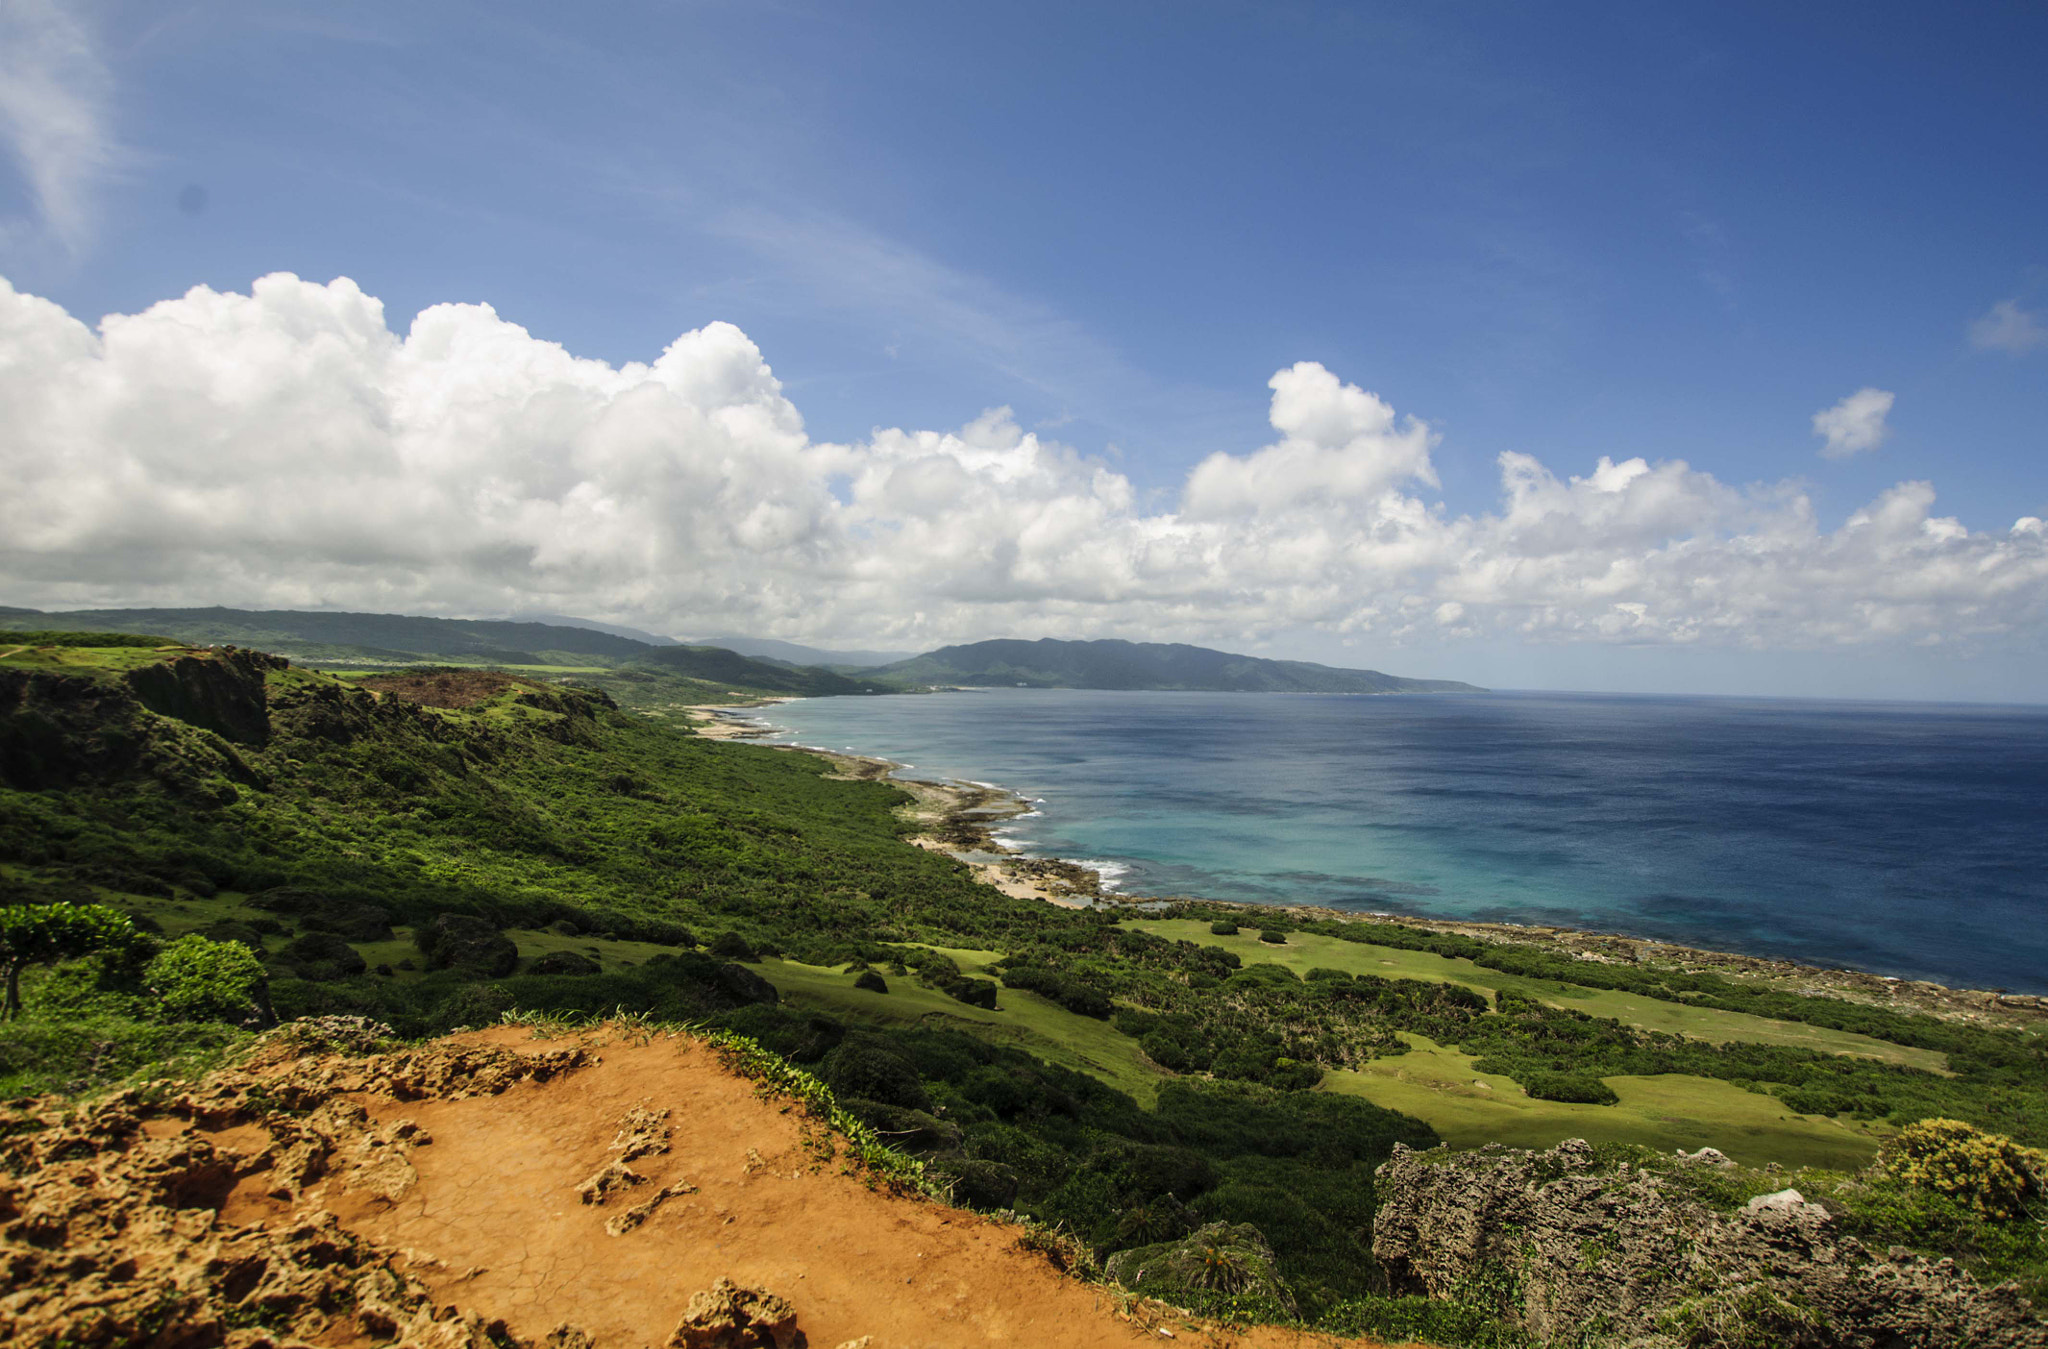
749,689 -> 2048,994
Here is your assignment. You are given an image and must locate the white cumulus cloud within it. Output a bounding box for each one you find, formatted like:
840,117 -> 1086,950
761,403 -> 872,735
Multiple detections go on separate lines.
1811,387 -> 1894,460
3,272 -> 2046,657
1969,298 -> 2047,355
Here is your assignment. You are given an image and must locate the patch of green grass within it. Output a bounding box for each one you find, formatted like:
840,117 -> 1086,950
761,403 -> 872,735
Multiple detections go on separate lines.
1320,1033 -> 1880,1170
0,644 -> 195,673
751,955 -> 1167,1106
1128,919 -> 1946,1072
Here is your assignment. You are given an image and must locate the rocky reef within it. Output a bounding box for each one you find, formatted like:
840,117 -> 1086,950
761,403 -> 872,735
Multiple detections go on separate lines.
1373,1138 -> 2046,1348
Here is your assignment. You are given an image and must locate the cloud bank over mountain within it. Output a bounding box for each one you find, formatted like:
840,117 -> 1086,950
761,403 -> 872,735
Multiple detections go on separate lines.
4,272 -> 2044,657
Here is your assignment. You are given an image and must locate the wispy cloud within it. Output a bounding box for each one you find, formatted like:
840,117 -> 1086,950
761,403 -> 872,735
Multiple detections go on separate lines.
706,204 -> 1206,435
0,0 -> 118,256
1969,298 -> 2047,355
1812,387 -> 1894,460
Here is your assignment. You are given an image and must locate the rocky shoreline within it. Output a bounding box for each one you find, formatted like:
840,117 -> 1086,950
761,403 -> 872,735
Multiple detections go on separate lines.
686,701 -> 2048,1030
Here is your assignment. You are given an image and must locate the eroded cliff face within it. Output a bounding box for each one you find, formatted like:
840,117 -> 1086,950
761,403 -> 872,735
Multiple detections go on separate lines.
125,648 -> 287,747
1372,1139 -> 2045,1349
0,648 -> 284,792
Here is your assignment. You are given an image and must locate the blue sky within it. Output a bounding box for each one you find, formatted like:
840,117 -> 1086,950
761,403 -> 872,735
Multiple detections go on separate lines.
3,1 -> 2045,698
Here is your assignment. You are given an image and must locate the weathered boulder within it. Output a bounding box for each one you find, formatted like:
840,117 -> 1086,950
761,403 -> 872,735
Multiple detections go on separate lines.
666,1277 -> 799,1349
1372,1139 -> 2047,1348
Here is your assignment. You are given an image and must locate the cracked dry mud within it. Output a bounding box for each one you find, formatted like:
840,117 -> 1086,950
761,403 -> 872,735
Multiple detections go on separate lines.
1,1022 -> 1396,1349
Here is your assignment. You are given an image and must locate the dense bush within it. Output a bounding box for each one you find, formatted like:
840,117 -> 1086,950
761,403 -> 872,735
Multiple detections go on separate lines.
1518,1070 -> 1619,1105
145,935 -> 272,1025
1880,1117 -> 2045,1220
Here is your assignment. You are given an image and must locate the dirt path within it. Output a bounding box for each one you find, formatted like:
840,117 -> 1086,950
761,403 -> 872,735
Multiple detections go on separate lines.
237,1026 -> 1401,1348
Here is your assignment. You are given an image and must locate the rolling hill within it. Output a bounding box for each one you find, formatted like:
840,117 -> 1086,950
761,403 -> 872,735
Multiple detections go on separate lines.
870,637 -> 1483,694
0,606 -> 882,700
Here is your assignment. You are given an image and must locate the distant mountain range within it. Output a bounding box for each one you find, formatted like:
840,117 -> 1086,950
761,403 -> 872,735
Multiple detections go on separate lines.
870,638 -> 1482,694
688,635 -> 916,668
0,607 -> 1477,697
0,606 -> 879,699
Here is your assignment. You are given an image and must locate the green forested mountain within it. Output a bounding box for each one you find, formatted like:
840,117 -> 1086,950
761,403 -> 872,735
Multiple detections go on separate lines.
872,637 -> 1483,693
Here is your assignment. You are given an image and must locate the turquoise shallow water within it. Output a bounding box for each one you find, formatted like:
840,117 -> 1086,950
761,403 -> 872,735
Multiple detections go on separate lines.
749,689 -> 2048,993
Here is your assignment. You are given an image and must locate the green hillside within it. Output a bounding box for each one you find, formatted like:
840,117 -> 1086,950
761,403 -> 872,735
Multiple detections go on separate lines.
1,639 -> 2040,1334
0,605 -> 883,704
871,637 -> 1482,693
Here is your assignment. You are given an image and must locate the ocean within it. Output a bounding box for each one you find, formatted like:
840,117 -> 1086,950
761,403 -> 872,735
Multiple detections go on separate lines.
746,689 -> 2048,994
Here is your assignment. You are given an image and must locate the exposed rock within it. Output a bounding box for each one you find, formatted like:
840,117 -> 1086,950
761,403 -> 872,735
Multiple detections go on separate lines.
577,1160 -> 646,1205
125,648 -> 285,746
606,1181 -> 697,1236
0,1028 -> 603,1349
667,1277 -> 801,1349
1373,1138 -> 2047,1348
609,1105 -> 673,1162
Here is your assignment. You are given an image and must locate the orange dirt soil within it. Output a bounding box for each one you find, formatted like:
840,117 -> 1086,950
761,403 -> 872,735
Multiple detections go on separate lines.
2,1021 -> 1414,1349
357,670 -> 530,708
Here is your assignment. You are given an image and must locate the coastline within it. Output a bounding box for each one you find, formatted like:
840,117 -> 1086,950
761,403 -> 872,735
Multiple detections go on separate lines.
686,701 -> 2048,1029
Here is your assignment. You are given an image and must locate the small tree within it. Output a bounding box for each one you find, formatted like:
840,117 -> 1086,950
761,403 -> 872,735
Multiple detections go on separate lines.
0,904 -> 139,1019
145,934 -> 275,1025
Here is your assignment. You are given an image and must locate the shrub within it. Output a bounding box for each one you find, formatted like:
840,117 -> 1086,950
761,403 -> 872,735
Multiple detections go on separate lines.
528,950 -> 601,976
279,930 -> 368,981
710,930 -> 758,962
145,935 -> 273,1025
417,913 -> 517,976
1210,920 -> 1239,936
1520,1071 -> 1619,1106
1881,1117 -> 2046,1220
853,969 -> 889,994
1257,929 -> 1286,945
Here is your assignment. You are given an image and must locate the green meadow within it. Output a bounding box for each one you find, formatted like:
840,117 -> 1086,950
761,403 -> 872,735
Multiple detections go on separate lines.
1127,918 -> 1948,1070
1323,1032 -> 1880,1170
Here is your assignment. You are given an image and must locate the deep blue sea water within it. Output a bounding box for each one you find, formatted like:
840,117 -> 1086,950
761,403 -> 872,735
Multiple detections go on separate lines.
748,690 -> 2048,994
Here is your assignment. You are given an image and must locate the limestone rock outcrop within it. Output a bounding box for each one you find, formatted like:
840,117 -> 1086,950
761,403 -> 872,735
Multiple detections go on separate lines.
1372,1138 -> 2046,1348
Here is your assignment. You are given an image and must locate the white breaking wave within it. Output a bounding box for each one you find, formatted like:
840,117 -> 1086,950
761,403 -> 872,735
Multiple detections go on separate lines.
1075,860 -> 1132,890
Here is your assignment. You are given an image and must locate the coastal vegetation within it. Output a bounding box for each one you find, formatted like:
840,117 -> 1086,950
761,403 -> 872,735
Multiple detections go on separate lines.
1,635 -> 2042,1341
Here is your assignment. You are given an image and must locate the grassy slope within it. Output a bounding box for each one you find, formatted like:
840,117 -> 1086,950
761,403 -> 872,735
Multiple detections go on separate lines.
1131,920 -> 1908,1164
1323,1033 -> 1878,1169
1129,920 -> 1947,1070
750,954 -> 1167,1106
